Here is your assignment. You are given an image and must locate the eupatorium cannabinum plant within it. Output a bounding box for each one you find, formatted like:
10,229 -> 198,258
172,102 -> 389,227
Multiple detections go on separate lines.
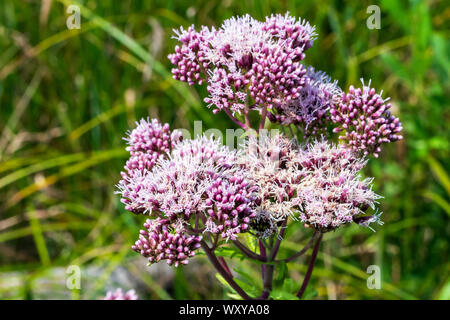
115,13 -> 402,300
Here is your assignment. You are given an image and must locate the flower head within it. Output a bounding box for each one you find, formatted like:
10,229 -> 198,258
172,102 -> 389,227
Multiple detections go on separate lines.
119,135 -> 236,219
104,288 -> 138,300
206,14 -> 270,69
121,117 -> 181,179
330,79 -> 403,157
204,173 -> 258,241
248,44 -> 307,109
118,118 -> 181,213
238,133 -> 303,222
168,26 -> 213,85
171,134 -> 236,168
133,218 -> 202,267
269,66 -> 342,136
125,118 -> 180,157
204,68 -> 249,114
169,13 -> 314,115
296,139 -> 381,231
262,12 -> 317,51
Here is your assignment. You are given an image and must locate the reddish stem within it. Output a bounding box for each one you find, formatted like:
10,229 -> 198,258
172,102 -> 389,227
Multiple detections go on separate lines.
232,240 -> 267,262
277,231 -> 319,263
296,233 -> 323,299
218,256 -> 232,277
259,240 -> 267,281
200,240 -> 252,300
270,219 -> 287,260
259,106 -> 267,130
223,109 -> 248,130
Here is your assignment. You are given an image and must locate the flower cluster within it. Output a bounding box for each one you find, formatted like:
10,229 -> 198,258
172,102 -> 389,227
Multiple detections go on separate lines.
169,13 -> 316,114
248,45 -> 307,109
118,118 -> 181,213
129,135 -> 237,219
104,288 -> 138,300
204,174 -> 258,240
168,26 -> 212,85
296,139 -> 381,231
330,80 -> 403,157
204,68 -> 249,114
132,218 -> 202,267
262,13 -> 316,51
117,13 -> 404,274
238,134 -> 382,233
238,134 -> 302,223
117,133 -> 260,265
269,66 -> 342,136
124,118 -> 181,173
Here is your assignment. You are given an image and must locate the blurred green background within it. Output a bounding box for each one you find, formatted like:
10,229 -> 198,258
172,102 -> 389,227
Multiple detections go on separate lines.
0,0 -> 448,300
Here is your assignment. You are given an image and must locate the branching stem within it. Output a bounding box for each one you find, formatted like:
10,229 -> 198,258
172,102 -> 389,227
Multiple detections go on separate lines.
232,240 -> 267,262
200,240 -> 252,300
223,109 -> 248,130
276,231 -> 319,263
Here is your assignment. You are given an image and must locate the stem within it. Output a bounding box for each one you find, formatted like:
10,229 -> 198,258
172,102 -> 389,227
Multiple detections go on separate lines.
212,233 -> 219,250
258,263 -> 274,300
232,240 -> 267,262
244,111 -> 251,129
189,226 -> 205,233
277,231 -> 319,263
200,240 -> 252,300
259,106 -> 267,130
296,232 -> 323,299
259,240 -> 266,282
270,219 -> 287,260
195,214 -> 199,230
243,95 -> 252,129
218,256 -> 232,277
223,109 -> 248,130
260,239 -> 274,300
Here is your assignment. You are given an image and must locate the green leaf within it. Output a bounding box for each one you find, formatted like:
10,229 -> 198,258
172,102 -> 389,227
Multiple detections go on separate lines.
302,289 -> 319,300
436,281 -> 450,300
270,289 -> 299,300
274,261 -> 288,288
233,267 -> 257,286
282,278 -> 296,293
226,293 -> 243,300
234,278 -> 259,298
214,246 -> 245,260
216,273 -> 234,292
244,233 -> 259,253
423,191 -> 450,217
427,156 -> 450,196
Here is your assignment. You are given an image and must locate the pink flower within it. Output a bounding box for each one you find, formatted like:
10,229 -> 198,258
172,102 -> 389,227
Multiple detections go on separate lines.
133,218 -> 202,267
296,139 -> 381,231
330,79 -> 403,157
117,118 -> 181,213
269,66 -> 342,136
104,288 -> 138,300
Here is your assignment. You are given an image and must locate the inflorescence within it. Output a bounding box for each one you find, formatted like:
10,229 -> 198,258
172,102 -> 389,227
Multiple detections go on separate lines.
104,288 -> 138,300
330,80 -> 403,157
116,12 -> 402,269
169,13 -> 316,114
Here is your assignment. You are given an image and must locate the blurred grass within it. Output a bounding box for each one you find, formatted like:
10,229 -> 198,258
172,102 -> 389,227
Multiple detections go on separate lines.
0,0 -> 449,299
